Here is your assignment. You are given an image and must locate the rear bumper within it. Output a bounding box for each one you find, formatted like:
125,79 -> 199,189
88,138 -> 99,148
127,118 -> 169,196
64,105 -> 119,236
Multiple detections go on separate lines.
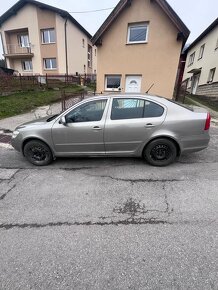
180,133 -> 210,154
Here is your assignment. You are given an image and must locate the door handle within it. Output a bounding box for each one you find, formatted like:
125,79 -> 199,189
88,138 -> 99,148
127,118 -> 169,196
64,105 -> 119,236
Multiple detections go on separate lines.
145,123 -> 155,128
92,126 -> 102,130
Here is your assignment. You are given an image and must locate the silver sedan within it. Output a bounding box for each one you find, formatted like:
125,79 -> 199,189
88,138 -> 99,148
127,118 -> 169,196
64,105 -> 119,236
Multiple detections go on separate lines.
11,94 -> 210,166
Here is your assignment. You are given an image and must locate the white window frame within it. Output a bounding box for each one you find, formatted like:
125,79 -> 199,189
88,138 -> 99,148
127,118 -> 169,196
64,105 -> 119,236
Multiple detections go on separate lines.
41,29 -> 56,44
215,38 -> 218,50
21,60 -> 33,71
188,52 -> 195,66
105,75 -> 121,91
88,45 -> 92,68
18,34 -> 30,48
43,58 -> 57,70
198,44 -> 205,60
127,23 -> 149,44
207,68 -> 216,83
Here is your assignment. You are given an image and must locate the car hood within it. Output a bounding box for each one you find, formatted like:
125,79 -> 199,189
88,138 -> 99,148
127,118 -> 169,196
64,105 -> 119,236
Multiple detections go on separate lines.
16,115 -> 58,129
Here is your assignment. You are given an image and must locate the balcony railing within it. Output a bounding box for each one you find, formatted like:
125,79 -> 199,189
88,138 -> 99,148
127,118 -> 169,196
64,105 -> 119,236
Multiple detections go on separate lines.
4,44 -> 33,56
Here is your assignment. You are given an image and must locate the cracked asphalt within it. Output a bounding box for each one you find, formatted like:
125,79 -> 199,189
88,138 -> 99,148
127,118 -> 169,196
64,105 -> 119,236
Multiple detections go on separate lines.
0,128 -> 218,289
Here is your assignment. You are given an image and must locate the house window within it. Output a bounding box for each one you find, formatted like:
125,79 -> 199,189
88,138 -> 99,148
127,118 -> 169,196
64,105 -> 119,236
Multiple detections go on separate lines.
188,52 -> 195,66
43,58 -> 57,70
88,45 -> 92,68
41,29 -> 56,44
18,34 -> 30,47
95,49 -> 97,56
215,38 -> 218,50
208,68 -> 216,83
127,23 -> 148,44
21,60 -> 32,71
198,44 -> 205,60
105,75 -> 121,91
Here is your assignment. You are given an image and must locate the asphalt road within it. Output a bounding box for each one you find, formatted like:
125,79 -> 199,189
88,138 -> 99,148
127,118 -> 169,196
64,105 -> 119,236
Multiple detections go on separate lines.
0,128 -> 218,290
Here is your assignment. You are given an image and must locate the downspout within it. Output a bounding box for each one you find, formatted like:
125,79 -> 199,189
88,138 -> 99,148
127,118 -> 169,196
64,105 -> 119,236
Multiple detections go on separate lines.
64,18 -> 69,75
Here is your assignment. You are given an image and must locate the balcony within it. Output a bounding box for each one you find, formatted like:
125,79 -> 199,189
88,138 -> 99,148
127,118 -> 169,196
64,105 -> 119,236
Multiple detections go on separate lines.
4,44 -> 34,59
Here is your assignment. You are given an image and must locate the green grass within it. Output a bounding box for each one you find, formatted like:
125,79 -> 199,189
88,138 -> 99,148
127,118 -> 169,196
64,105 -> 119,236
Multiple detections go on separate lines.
0,84 -> 89,119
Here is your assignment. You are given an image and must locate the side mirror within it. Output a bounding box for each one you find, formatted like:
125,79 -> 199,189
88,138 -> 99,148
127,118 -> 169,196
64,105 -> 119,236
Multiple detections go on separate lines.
59,116 -> 67,126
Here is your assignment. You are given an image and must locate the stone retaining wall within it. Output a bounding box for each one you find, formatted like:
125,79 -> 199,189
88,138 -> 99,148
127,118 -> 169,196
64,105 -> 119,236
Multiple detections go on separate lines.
196,82 -> 218,97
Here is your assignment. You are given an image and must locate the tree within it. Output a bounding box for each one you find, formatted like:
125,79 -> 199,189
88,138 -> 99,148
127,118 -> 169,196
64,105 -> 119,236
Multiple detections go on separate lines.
0,58 -> 6,67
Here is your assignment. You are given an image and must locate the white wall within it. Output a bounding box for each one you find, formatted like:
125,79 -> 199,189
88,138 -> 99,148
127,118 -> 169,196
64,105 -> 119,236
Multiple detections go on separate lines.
183,25 -> 218,85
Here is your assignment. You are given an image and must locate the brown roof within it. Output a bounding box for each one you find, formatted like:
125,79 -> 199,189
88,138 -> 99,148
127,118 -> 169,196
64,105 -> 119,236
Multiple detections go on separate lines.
91,0 -> 190,45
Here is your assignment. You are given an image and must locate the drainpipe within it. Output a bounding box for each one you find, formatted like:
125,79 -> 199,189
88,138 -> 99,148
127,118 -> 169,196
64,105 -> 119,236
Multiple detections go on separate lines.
64,18 -> 69,75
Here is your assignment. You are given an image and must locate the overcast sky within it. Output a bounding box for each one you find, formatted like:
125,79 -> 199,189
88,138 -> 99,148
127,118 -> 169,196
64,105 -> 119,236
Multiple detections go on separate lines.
0,0 -> 218,58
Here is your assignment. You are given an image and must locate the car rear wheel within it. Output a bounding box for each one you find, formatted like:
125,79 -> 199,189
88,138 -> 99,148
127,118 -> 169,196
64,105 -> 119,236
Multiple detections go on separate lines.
24,140 -> 53,166
143,138 -> 177,166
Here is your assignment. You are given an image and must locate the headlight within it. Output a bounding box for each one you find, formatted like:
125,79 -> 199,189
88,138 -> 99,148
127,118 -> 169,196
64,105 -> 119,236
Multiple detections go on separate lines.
12,130 -> 20,138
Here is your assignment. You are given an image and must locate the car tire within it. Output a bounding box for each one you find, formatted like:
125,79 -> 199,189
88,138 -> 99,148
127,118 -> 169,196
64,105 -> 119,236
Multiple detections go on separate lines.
143,138 -> 177,166
24,140 -> 53,166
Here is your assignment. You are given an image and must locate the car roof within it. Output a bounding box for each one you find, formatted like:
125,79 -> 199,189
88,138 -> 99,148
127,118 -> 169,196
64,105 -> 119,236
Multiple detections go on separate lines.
89,94 -> 169,105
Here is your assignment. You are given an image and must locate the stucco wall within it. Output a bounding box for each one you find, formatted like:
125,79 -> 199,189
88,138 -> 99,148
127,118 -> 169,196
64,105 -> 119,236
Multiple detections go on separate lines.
183,25 -> 218,85
37,7 -> 58,75
0,4 -> 42,74
96,0 -> 182,98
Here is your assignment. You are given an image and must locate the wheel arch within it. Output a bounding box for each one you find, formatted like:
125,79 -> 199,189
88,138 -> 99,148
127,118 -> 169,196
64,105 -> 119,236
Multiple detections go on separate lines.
22,137 -> 55,158
143,135 -> 181,157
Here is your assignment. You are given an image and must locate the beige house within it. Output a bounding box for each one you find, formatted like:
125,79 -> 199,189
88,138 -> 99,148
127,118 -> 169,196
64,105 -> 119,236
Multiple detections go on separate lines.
92,0 -> 189,99
0,0 -> 97,75
183,18 -> 218,97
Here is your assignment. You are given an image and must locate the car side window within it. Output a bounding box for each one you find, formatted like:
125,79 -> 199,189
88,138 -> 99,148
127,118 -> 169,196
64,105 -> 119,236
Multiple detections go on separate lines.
65,100 -> 107,123
111,98 -> 164,120
143,101 -> 164,118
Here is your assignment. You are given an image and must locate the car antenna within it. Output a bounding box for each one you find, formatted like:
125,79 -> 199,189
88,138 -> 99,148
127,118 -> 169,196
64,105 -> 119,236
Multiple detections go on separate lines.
146,83 -> 154,94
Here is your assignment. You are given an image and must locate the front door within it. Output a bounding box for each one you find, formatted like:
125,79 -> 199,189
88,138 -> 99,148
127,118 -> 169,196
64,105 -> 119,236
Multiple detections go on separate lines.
191,73 -> 200,94
125,75 -> 142,93
52,99 -> 108,155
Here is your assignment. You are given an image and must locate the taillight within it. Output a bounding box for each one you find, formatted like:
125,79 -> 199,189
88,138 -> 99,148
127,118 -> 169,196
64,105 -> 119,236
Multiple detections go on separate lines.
204,113 -> 211,130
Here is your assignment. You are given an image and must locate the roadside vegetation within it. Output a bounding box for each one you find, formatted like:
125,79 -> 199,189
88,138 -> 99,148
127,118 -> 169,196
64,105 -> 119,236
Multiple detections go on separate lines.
0,84 -> 92,119
184,94 -> 218,112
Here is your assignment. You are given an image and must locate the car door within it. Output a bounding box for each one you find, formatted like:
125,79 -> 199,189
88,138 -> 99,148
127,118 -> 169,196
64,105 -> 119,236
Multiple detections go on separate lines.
104,97 -> 166,155
52,98 -> 109,155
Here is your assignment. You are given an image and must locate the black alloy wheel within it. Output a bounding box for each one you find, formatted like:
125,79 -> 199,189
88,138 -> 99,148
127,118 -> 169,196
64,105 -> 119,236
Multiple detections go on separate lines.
144,138 -> 177,166
24,140 -> 53,166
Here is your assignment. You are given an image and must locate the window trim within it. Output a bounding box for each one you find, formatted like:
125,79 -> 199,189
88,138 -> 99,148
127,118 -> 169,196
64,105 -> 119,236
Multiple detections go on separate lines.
41,28 -> 56,44
198,44 -> 205,60
21,59 -> 33,71
188,52 -> 195,66
215,38 -> 218,50
127,23 -> 149,44
105,75 -> 122,92
207,68 -> 216,83
88,44 -> 92,68
43,58 -> 57,70
18,34 -> 30,48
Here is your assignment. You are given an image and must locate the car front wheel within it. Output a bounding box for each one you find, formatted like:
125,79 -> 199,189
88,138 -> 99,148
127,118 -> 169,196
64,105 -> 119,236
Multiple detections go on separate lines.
24,140 -> 53,166
143,138 -> 177,166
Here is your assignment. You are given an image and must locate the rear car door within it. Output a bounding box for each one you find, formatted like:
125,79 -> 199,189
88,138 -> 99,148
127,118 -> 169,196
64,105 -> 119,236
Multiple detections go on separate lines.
52,98 -> 109,155
104,97 -> 166,155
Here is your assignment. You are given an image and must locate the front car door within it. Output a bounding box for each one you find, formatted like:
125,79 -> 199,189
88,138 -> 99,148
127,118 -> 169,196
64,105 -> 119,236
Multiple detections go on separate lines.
104,97 -> 166,156
52,98 -> 109,155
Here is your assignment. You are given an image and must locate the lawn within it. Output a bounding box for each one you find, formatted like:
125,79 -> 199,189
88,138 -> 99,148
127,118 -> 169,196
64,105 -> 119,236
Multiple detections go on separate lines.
0,85 -> 88,119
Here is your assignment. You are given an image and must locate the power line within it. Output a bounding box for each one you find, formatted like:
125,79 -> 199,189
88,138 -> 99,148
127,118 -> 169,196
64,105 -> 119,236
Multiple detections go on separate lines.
69,7 -> 115,14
